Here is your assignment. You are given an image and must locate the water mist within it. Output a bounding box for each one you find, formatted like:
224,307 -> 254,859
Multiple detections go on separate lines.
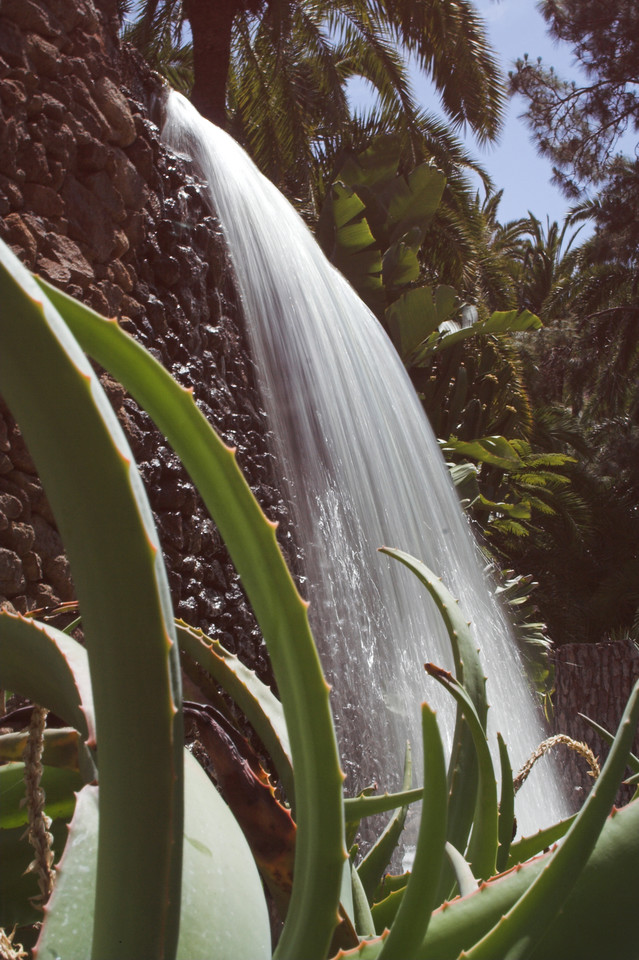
162,91 -> 571,838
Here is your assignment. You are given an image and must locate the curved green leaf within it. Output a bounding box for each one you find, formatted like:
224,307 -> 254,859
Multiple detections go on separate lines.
37,276 -> 345,960
176,620 -> 294,802
418,799 -> 639,960
380,549 -> 488,874
496,733 -> 515,872
424,664 -> 498,881
506,816 -> 576,869
464,680 -> 639,959
345,786 -> 423,822
0,612 -> 94,744
1,243 -> 183,959
356,744 -> 414,902
444,841 -> 478,898
378,705 -> 448,959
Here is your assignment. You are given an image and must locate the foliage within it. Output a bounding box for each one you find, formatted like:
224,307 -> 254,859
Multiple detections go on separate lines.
509,0 -> 639,195
2,241 -> 639,958
509,0 -> 639,433
123,0 -> 505,202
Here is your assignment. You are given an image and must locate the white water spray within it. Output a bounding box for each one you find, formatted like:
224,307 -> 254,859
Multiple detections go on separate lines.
163,91 -> 570,836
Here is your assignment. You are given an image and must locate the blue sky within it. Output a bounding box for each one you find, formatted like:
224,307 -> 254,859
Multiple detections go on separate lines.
459,0 -> 579,224
411,0 -> 581,226
345,0 -> 584,225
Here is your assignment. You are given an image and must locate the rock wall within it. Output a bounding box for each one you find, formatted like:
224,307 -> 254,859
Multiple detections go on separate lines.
0,0 -> 295,681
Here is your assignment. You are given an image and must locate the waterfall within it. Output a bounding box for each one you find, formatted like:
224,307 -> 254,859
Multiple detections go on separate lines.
162,91 -> 570,837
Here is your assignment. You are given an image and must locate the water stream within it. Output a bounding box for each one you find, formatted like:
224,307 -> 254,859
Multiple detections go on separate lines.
162,91 -> 571,838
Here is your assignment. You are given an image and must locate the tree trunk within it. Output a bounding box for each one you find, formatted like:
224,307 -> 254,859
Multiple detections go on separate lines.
185,0 -> 239,126
552,636 -> 639,809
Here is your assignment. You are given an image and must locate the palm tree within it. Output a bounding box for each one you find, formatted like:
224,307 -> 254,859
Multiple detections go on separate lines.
123,0 -> 505,196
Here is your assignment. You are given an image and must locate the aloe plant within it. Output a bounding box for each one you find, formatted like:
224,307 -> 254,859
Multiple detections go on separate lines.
1,237 -> 639,960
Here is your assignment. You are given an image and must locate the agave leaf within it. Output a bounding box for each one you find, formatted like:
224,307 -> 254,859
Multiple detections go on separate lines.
418,799 -> 639,960
352,863 -> 377,938
176,620 -> 294,802
371,887 -> 404,935
356,743 -> 415,903
0,761 -> 83,830
36,751 -> 271,960
496,733 -> 515,872
463,680 -> 639,959
331,934 -> 387,959
369,874 -> 410,933
1,244 -> 183,959
186,702 -> 295,917
506,816 -> 576,869
0,728 -> 95,782
579,712 -> 639,774
0,612 -> 94,744
424,664 -> 498,882
444,841 -> 478,898
379,549 -> 488,879
345,786 -> 423,822
37,277 -> 345,960
378,704 -> 448,959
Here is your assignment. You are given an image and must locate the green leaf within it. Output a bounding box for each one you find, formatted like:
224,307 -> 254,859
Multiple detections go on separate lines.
37,276 -> 345,960
356,743 -> 415,902
496,733 -> 515,872
0,612 -> 95,744
378,705 -> 448,959
382,238 -> 420,287
418,799 -> 639,960
416,309 -> 541,360
316,180 -> 383,312
383,163 -> 446,243
352,862 -> 377,939
441,435 -> 522,470
379,549 -> 488,872
0,819 -> 69,928
506,816 -> 576,869
345,786 -> 423,822
36,751 -> 271,960
0,762 -> 82,830
176,621 -> 294,803
444,841 -> 478,898
1,243 -> 183,959
464,680 -> 639,959
424,664 -> 498,882
0,728 -> 95,783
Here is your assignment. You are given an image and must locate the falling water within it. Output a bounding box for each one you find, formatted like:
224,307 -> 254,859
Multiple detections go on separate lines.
163,91 -> 570,837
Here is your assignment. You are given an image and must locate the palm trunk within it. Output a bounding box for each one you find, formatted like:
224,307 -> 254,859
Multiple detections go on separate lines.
185,0 -> 239,126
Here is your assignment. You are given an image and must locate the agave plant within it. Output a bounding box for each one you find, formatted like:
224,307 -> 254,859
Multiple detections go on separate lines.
1,238 -> 638,960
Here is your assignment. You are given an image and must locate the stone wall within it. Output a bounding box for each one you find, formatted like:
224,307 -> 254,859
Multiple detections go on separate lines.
0,0 -> 295,681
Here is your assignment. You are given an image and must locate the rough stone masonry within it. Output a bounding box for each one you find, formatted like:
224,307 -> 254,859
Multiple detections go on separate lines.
0,0 -> 298,682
